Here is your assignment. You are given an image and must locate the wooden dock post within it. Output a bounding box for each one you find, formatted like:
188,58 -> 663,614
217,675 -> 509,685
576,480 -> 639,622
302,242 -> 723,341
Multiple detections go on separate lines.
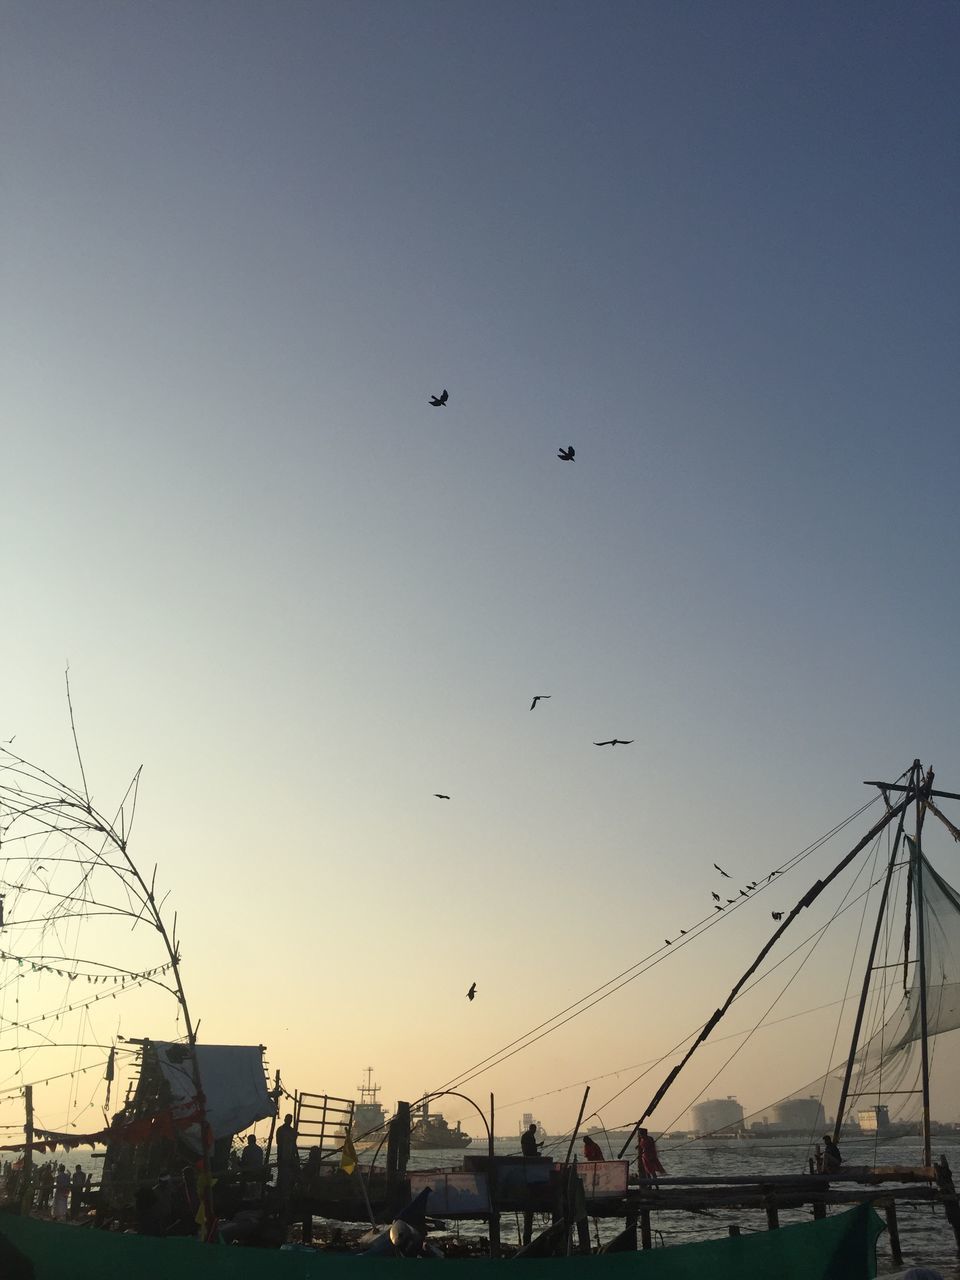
639,1207 -> 652,1250
20,1085 -> 33,1215
522,1210 -> 535,1247
883,1200 -> 903,1266
624,1205 -> 638,1251
386,1101 -> 410,1216
934,1156 -> 960,1257
488,1093 -> 500,1258
812,1199 -> 826,1220
765,1195 -> 779,1230
727,1223 -> 741,1238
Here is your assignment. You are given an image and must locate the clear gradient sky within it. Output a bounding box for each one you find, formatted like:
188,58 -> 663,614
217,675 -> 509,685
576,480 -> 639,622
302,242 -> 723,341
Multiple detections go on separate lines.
2,2 -> 959,1142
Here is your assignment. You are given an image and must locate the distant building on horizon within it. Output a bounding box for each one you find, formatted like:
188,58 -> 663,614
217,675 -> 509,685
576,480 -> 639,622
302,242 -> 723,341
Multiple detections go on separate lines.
763,1097 -> 826,1132
689,1097 -> 744,1135
857,1104 -> 891,1135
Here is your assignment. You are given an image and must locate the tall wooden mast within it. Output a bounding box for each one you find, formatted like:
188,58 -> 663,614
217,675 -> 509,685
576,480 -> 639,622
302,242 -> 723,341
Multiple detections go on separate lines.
913,765 -> 934,1166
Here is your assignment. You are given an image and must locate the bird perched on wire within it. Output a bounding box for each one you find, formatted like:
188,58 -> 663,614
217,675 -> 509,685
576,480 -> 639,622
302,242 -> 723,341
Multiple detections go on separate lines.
530,695 -> 551,710
466,982 -> 476,1001
434,793 -> 450,800
714,863 -> 731,878
429,389 -> 449,407
771,911 -> 784,921
594,739 -> 633,747
557,445 -> 575,461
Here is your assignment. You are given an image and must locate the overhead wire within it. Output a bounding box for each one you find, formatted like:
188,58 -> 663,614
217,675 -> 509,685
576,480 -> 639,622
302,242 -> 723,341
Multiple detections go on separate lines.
432,793 -> 882,1100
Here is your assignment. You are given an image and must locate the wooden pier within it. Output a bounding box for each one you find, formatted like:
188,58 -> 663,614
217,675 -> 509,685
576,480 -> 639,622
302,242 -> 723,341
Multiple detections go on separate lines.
288,1157 -> 960,1263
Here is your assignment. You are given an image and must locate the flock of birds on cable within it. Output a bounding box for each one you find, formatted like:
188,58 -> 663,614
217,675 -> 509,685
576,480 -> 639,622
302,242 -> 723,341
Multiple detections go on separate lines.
430,390 -> 787,1009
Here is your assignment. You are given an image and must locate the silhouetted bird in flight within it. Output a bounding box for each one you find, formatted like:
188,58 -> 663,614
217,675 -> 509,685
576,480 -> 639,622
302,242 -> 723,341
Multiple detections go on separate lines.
558,445 -> 575,461
530,695 -> 551,710
713,863 -> 731,878
594,739 -> 633,747
429,389 -> 449,407
771,911 -> 784,921
466,982 -> 476,1001
434,793 -> 450,800
711,891 -> 721,902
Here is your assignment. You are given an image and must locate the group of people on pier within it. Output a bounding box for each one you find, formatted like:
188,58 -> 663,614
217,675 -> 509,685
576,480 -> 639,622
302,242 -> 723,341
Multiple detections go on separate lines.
520,1123 -> 666,1180
1,1157 -> 90,1219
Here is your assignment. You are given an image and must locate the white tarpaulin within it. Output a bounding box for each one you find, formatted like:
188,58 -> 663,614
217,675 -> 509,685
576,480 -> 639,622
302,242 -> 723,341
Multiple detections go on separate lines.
153,1042 -> 273,1149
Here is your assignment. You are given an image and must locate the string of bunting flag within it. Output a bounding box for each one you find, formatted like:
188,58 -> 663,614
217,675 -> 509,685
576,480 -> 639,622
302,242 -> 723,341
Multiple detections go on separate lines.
0,958 -> 175,1034
0,948 -> 174,984
0,1057 -> 109,1102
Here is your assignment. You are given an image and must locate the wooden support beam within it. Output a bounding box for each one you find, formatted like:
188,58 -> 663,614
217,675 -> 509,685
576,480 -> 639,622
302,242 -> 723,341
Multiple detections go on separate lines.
812,1200 -> 826,1220
934,1156 -> 960,1258
727,1223 -> 741,1238
639,1208 -> 652,1250
884,1201 -> 903,1266
765,1197 -> 779,1230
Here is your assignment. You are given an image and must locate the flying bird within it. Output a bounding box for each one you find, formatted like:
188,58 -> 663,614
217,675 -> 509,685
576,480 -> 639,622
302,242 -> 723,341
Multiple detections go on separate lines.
466,982 -> 476,1001
429,389 -> 449,407
594,739 -> 633,747
713,863 -> 731,878
771,911 -> 784,921
530,695 -> 551,711
434,793 -> 450,800
711,892 -> 721,902
558,446 -> 575,461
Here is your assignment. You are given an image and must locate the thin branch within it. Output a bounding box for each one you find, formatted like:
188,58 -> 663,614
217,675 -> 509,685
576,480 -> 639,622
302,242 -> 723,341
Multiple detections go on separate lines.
64,666 -> 91,810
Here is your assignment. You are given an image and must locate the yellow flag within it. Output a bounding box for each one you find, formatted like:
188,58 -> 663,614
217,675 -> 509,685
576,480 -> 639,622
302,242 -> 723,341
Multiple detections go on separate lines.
341,1129 -> 358,1176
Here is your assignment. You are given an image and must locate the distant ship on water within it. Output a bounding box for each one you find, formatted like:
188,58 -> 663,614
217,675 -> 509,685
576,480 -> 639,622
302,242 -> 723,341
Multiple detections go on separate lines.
411,1098 -> 472,1149
350,1066 -> 387,1141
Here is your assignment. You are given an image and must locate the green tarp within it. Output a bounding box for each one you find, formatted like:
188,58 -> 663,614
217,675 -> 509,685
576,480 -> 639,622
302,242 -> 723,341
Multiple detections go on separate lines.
0,1203 -> 883,1280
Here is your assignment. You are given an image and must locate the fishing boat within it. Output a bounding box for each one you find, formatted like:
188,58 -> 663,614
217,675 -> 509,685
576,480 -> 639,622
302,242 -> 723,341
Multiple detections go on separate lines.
410,1099 -> 472,1149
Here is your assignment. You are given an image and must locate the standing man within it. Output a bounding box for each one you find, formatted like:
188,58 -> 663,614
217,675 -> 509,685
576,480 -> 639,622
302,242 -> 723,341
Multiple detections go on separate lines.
70,1164 -> 86,1218
520,1123 -> 542,1158
275,1113 -> 299,1201
582,1135 -> 605,1162
822,1133 -> 843,1173
637,1128 -> 665,1182
240,1133 -> 264,1200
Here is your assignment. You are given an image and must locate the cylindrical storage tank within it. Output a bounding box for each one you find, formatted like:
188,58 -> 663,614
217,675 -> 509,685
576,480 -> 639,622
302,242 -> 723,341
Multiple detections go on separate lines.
771,1098 -> 825,1130
689,1098 -> 744,1134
